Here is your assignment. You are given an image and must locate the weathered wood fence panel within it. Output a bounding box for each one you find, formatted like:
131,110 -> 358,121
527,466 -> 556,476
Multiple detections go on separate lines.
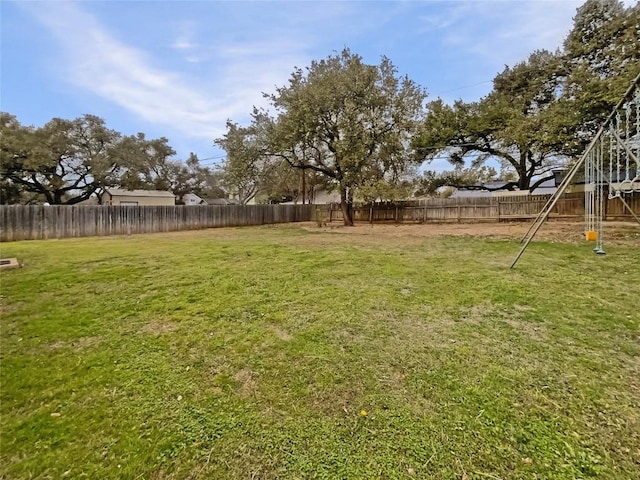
3,194 -> 638,241
0,204 -> 314,242
318,192 -> 640,225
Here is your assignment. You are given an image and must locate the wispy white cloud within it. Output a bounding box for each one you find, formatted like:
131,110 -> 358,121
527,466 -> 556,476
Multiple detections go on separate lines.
15,1 -> 311,142
434,1 -> 582,65
171,20 -> 199,63
173,38 -> 196,51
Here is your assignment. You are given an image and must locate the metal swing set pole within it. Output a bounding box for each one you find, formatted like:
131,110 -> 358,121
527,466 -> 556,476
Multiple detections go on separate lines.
509,150 -> 588,269
518,156 -> 586,244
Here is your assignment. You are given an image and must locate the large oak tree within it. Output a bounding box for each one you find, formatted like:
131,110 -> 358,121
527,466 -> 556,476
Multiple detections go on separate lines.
414,0 -> 639,193
270,49 -> 426,225
414,50 -> 569,192
217,49 -> 426,224
0,113 -> 122,204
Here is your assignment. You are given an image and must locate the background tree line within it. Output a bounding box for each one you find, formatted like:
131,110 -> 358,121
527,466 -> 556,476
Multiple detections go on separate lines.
0,113 -> 224,205
2,0 -> 637,222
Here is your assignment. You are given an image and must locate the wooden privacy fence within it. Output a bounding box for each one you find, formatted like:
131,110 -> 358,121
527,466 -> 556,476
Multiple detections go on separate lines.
317,192 -> 640,224
0,204 -> 314,241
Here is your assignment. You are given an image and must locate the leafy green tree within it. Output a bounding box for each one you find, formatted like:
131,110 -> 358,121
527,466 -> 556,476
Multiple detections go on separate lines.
115,133 -> 180,191
261,160 -> 304,204
182,153 -> 226,201
114,142 -> 223,202
0,112 -> 214,205
415,50 -> 570,192
260,48 -> 426,225
0,177 -> 25,204
558,0 -> 640,147
214,119 -> 275,204
0,113 -> 123,204
357,178 -> 414,203
414,1 -> 638,193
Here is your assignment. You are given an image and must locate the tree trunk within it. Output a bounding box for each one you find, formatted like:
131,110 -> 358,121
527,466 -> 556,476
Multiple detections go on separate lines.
340,186 -> 354,226
518,176 -> 531,191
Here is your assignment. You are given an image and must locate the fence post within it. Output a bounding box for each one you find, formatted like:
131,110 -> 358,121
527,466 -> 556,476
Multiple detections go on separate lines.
457,205 -> 461,223
497,199 -> 501,222
329,206 -> 333,223
369,205 -> 373,224
395,206 -> 399,223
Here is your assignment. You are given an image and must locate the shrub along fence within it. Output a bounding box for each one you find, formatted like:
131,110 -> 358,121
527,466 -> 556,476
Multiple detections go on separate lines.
0,204 -> 314,241
316,192 -> 640,224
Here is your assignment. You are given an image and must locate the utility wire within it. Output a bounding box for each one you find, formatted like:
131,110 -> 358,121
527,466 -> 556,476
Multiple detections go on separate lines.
431,80 -> 492,97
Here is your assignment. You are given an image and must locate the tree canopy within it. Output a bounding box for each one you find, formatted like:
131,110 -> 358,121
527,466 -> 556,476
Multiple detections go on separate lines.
216,48 -> 426,224
414,50 -> 569,191
214,118 -> 276,205
0,113 -> 222,204
559,0 -> 640,144
1,113 -> 123,204
413,0 -> 639,193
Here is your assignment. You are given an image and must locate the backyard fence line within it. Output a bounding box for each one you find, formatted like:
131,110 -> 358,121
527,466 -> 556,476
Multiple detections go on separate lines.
0,204 -> 314,242
2,193 -> 638,242
317,192 -> 640,224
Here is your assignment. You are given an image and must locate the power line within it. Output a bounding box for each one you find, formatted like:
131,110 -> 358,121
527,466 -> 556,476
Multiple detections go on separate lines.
431,80 -> 492,97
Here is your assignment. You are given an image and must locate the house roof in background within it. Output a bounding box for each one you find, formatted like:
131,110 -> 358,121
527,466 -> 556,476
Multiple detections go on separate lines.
534,178 -> 557,189
105,189 -> 175,198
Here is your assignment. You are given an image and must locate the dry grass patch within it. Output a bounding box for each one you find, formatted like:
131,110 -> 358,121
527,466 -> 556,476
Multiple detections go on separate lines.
269,325 -> 293,342
139,320 -> 179,335
44,336 -> 102,351
234,368 -> 257,398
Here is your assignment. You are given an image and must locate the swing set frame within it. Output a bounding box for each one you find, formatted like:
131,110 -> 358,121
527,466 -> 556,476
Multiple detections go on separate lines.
511,74 -> 640,269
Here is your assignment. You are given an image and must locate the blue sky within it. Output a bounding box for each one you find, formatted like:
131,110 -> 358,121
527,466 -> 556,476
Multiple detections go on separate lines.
1,0 -> 606,171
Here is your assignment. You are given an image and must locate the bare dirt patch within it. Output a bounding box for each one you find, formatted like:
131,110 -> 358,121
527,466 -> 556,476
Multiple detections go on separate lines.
270,325 -> 292,341
501,318 -> 548,342
129,219 -> 637,247
44,336 -> 102,352
139,320 -> 179,335
298,220 -> 639,245
234,368 -> 257,398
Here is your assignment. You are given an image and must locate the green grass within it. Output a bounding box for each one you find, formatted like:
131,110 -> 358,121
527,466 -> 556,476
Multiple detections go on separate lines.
1,224 -> 639,479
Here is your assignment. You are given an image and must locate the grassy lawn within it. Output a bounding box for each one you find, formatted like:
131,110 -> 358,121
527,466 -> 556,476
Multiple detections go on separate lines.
1,224 -> 639,479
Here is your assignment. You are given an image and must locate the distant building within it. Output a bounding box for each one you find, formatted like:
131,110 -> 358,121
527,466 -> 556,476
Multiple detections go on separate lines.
450,178 -> 560,198
312,189 -> 341,204
102,189 -> 176,206
201,197 -> 240,205
181,193 -> 206,205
